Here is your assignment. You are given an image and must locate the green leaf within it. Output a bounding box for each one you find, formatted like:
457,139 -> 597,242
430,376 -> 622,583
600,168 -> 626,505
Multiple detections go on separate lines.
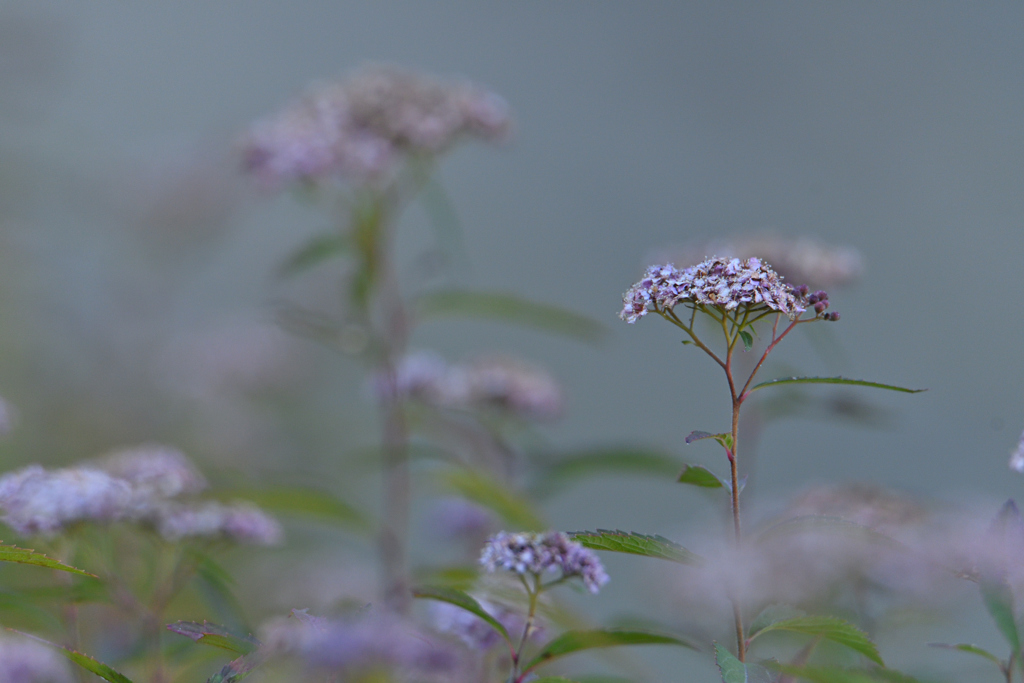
442,469 -> 545,531
678,464 -> 726,489
414,289 -> 605,343
167,621 -> 259,655
715,643 -> 749,683
685,430 -> 733,451
748,616 -> 883,666
412,586 -> 512,649
748,604 -> 806,638
981,577 -> 1020,654
8,630 -> 133,683
569,530 -> 702,565
0,543 -> 94,577
277,231 -> 349,277
928,643 -> 1004,669
532,447 -> 680,495
747,376 -> 924,396
522,629 -> 694,673
217,486 -> 366,530
771,664 -> 923,683
739,330 -> 754,351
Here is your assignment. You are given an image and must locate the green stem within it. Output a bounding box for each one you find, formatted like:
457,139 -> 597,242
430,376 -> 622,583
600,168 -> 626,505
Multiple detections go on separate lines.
511,575 -> 540,683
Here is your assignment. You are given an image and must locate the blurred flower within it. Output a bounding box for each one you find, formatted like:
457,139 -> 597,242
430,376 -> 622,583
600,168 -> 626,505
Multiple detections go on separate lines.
261,609 -> 460,677
1009,429 -> 1024,473
0,633 -> 72,683
371,351 -> 563,421
653,233 -> 863,291
0,465 -> 132,536
620,257 -> 817,324
480,531 -> 609,594
431,597 -> 538,651
241,64 -> 510,189
97,443 -> 207,501
782,483 -> 928,534
152,501 -> 282,546
429,497 -> 497,541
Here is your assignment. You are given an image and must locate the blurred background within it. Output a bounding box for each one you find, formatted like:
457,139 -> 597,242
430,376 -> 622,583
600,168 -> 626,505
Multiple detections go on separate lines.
0,2 -> 1022,680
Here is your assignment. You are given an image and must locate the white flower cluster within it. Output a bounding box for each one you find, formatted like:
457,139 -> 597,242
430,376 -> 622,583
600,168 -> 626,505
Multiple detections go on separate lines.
241,65 -> 510,189
620,256 -> 813,324
653,234 -> 863,291
0,445 -> 281,545
480,531 -> 609,594
373,352 -> 563,421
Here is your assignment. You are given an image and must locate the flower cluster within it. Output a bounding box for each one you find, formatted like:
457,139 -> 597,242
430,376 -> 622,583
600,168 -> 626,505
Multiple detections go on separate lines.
0,633 -> 72,683
480,531 -> 609,594
652,234 -> 863,291
0,446 -> 281,544
241,65 -> 510,189
620,256 -> 835,324
372,351 -> 563,421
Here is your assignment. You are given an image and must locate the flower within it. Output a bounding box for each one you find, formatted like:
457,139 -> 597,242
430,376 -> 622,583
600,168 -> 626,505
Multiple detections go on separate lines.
0,466 -> 132,536
0,633 -> 73,683
480,531 -> 609,594
241,65 -> 510,189
620,256 -> 824,324
98,444 -> 207,501
153,501 -> 283,545
1010,429 -> 1024,473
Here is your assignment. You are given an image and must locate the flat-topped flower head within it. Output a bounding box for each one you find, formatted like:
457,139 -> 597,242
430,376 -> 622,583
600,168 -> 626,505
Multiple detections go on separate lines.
620,256 -> 827,324
480,531 -> 609,594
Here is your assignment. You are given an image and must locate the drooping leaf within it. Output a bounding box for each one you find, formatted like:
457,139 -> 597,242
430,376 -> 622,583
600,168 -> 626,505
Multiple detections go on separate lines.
412,586 -> 512,649
771,664 -> 923,683
568,530 -> 702,565
207,650 -> 267,683
167,621 -> 259,655
747,376 -> 924,396
739,330 -> 754,351
0,544 -> 94,576
217,486 -> 366,530
748,616 -> 883,666
414,290 -> 605,342
522,629 -> 695,673
412,565 -> 479,591
980,577 -> 1020,654
532,447 -> 680,495
442,469 -> 545,531
748,604 -> 806,638
9,631 -> 133,683
685,431 -> 733,451
928,643 -> 1004,669
715,643 -> 747,683
277,231 -> 349,277
678,464 -> 726,489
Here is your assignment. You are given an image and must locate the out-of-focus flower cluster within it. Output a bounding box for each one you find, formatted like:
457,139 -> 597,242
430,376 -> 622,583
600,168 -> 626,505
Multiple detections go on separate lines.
0,444 -> 281,544
261,608 -> 459,679
480,531 -> 609,594
372,351 -> 563,421
0,633 -> 72,683
621,256 -> 826,324
241,65 -> 510,189
1009,428 -> 1024,473
653,233 -> 863,291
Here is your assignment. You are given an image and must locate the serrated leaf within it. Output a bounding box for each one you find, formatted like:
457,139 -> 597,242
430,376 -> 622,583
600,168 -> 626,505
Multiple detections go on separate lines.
414,289 -> 605,342
748,604 -> 806,638
277,231 -> 349,277
217,486 -> 366,530
715,643 -> 747,683
748,616 -> 883,665
771,664 -> 922,683
739,330 -> 754,351
442,469 -> 545,531
0,543 -> 94,576
412,586 -> 512,649
9,630 -> 133,683
928,643 -> 1004,668
678,465 -> 726,489
981,577 -> 1020,654
569,530 -> 702,565
167,621 -> 259,655
748,376 -> 924,395
522,629 -> 694,673
532,447 -> 680,495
